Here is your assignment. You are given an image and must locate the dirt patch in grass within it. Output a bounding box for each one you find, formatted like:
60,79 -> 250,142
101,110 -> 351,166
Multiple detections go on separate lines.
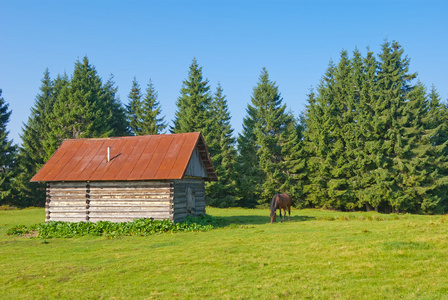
21,231 -> 38,238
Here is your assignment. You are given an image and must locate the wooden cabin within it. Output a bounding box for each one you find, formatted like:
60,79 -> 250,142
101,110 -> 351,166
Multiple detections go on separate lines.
31,132 -> 217,223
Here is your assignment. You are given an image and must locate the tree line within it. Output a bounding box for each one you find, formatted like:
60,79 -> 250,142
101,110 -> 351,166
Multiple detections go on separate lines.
1,40 -> 448,213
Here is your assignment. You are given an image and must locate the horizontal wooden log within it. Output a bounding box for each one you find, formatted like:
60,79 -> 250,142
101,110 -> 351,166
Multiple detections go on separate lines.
173,185 -> 204,191
49,192 -> 87,196
48,200 -> 87,204
173,202 -> 205,210
173,188 -> 203,192
88,193 -> 171,199
88,200 -> 171,205
177,184 -> 204,187
88,207 -> 170,213
173,181 -> 203,185
88,197 -> 171,202
173,212 -> 188,221
48,206 -> 86,211
173,192 -> 205,198
47,205 -> 88,210
49,212 -> 87,217
49,217 -> 87,222
88,202 -> 170,207
173,198 -> 205,205
50,187 -> 87,193
88,217 -> 170,223
89,188 -> 171,194
48,211 -> 88,215
49,197 -> 87,202
88,213 -> 171,219
89,181 -> 171,188
50,183 -> 87,189
173,209 -> 204,216
174,202 -> 188,209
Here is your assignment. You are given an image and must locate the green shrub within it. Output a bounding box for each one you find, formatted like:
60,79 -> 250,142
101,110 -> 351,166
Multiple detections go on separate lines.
6,225 -> 33,236
6,214 -> 222,238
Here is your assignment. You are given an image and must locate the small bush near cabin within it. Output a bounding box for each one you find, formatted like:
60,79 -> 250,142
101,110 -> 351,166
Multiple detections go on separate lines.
7,214 -> 223,238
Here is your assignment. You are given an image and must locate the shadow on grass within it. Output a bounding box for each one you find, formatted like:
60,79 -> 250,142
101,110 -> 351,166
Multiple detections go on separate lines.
218,215 -> 315,226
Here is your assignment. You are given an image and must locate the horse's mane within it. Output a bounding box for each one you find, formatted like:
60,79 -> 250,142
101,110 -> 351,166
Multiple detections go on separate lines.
270,194 -> 278,211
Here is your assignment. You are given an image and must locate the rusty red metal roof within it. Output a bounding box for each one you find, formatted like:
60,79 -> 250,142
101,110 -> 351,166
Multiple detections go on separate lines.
31,132 -> 217,182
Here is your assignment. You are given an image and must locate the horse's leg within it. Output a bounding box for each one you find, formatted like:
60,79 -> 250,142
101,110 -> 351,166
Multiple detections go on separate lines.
283,208 -> 286,222
279,208 -> 283,223
288,206 -> 291,221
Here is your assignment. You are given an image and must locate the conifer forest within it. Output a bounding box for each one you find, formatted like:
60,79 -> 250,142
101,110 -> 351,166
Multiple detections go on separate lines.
2,41 -> 448,214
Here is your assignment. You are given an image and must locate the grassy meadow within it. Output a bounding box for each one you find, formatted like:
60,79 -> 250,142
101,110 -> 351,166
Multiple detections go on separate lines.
1,207 -> 448,299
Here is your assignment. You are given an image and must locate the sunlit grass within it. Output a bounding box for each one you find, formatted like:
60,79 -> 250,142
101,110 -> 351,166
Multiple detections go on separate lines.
1,207 -> 448,299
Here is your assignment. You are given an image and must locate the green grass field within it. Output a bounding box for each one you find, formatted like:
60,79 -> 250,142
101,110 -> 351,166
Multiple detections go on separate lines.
1,207 -> 448,299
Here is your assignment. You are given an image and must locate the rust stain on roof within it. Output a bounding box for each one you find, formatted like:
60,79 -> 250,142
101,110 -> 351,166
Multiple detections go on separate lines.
31,132 -> 217,182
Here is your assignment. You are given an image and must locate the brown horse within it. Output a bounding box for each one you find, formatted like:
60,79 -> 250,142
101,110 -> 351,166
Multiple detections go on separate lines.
270,193 -> 292,223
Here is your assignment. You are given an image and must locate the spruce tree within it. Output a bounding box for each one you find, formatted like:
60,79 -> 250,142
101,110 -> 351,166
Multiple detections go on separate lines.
141,80 -> 167,135
426,85 -> 448,145
46,57 -> 113,156
0,89 -> 17,205
125,78 -> 166,135
126,77 -> 143,135
351,50 -> 383,211
205,83 -> 237,207
427,86 -> 448,211
324,50 -> 359,209
252,68 -> 299,204
14,70 -> 58,206
302,41 -> 448,213
405,82 -> 448,213
103,75 -> 130,136
171,58 -> 211,135
236,68 -> 301,206
374,40 -> 421,212
302,62 -> 337,208
278,115 -> 305,204
235,104 -> 263,207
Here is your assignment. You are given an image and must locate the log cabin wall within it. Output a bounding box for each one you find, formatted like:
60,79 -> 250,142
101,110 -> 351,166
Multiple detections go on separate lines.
88,181 -> 172,222
172,178 -> 206,222
46,181 -> 173,222
46,182 -> 90,222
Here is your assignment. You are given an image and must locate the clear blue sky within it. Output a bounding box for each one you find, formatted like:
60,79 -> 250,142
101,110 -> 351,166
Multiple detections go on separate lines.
1,0 -> 447,145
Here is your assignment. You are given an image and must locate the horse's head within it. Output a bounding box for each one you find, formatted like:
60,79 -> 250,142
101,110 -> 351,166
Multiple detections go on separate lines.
270,210 -> 276,223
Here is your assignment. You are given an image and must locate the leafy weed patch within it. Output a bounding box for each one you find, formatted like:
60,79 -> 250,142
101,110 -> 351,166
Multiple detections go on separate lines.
7,214 -> 223,238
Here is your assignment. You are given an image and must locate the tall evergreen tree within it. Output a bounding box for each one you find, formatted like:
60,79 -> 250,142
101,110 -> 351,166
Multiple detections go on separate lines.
126,77 -> 143,135
236,68 -> 301,206
125,78 -> 166,135
235,104 -> 263,207
252,68 -> 299,204
427,87 -> 448,211
141,80 -> 167,135
426,85 -> 448,145
302,62 -> 337,208
103,75 -> 130,136
323,50 -> 359,209
351,49 -> 383,211
374,40 -> 424,212
205,83 -> 237,207
171,58 -> 211,135
303,40 -> 447,213
0,89 -> 17,205
45,57 -> 113,157
14,70 -> 58,206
